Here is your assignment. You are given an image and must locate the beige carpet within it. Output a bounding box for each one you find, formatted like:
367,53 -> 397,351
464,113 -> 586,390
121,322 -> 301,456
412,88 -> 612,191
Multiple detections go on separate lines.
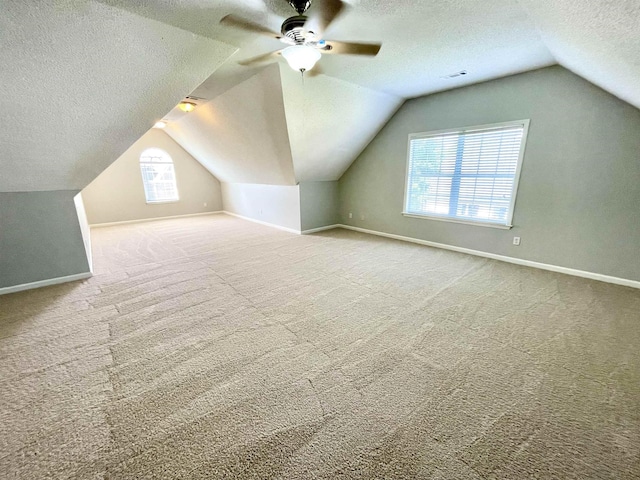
1,214 -> 639,479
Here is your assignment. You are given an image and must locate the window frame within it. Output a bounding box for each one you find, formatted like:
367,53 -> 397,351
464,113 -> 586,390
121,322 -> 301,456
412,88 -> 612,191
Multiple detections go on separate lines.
402,119 -> 530,229
139,148 -> 180,204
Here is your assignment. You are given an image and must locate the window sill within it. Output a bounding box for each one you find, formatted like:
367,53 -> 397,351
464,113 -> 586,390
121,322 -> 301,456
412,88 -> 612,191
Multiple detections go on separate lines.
402,212 -> 513,230
146,200 -> 180,205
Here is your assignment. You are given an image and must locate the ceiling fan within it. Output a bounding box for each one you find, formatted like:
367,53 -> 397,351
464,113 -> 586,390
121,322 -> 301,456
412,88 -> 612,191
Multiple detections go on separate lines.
220,0 -> 381,74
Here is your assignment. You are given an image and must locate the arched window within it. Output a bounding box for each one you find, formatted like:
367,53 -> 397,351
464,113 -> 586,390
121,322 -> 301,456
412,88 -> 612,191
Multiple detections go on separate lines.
139,148 -> 179,203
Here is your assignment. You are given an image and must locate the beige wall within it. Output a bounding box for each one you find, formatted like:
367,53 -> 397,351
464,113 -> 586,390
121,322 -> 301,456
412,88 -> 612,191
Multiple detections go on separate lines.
82,129 -> 223,225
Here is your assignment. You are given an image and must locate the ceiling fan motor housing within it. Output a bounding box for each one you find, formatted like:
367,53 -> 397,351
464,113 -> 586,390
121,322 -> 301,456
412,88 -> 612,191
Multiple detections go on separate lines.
281,15 -> 309,43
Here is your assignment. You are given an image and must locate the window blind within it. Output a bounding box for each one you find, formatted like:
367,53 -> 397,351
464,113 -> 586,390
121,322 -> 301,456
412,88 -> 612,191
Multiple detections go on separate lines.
139,148 -> 179,203
404,122 -> 528,226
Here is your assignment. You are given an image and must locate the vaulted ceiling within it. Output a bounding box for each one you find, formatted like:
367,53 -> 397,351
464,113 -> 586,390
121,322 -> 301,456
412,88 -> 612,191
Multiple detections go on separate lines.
165,64 -> 297,185
99,0 -> 556,100
0,0 -> 236,192
517,0 -> 640,110
2,1 -> 640,192
164,63 -> 401,185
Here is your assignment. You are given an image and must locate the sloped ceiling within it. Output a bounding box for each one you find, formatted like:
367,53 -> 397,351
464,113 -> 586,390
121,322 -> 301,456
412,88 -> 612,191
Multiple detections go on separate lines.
296,0 -> 555,99
101,0 -> 557,101
90,0 -> 558,186
518,0 -> 640,110
279,65 -> 402,182
163,64 -> 401,185
0,0 -> 236,192
164,64 -> 297,185
5,0 -> 640,192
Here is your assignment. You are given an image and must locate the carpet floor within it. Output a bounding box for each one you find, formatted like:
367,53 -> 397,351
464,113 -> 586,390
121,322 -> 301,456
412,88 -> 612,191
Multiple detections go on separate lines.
1,214 -> 639,479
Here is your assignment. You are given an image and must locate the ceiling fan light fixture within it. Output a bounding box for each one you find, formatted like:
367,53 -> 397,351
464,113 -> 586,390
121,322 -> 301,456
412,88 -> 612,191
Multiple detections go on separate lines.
281,45 -> 322,73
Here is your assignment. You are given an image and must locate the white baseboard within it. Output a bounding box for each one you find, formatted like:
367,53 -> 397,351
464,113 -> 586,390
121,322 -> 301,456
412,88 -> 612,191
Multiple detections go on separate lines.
90,211 -> 224,228
338,225 -> 640,289
223,211 -> 302,235
302,224 -> 341,235
0,272 -> 93,296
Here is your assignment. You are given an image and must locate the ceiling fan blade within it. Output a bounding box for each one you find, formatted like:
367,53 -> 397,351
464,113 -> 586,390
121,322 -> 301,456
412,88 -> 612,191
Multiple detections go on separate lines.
322,41 -> 382,56
238,50 -> 282,66
220,14 -> 280,39
304,0 -> 346,38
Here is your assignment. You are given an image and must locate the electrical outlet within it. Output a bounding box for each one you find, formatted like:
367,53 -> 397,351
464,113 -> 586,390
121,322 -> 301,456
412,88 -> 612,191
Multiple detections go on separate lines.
513,236 -> 521,246
203,202 -> 207,207
348,212 -> 353,219
360,214 -> 365,221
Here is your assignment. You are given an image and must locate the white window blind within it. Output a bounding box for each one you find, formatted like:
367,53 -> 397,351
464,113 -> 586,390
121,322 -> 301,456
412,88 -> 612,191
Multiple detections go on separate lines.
404,120 -> 529,227
139,148 -> 179,203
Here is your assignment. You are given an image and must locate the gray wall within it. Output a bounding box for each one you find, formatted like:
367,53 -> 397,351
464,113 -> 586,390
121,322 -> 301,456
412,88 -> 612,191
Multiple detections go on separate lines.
222,183 -> 301,232
299,181 -> 340,231
339,66 -> 640,281
0,191 -> 91,288
82,129 -> 223,225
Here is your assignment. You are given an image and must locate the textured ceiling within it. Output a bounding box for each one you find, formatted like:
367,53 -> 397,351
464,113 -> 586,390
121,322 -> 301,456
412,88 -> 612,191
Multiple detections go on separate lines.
299,0 -> 555,99
95,0 -> 558,186
163,64 -> 401,185
0,0 -> 236,192
96,0 -> 640,108
165,65 -> 297,185
5,0 -> 640,192
518,0 -> 640,109
98,0 -> 556,101
279,64 -> 402,182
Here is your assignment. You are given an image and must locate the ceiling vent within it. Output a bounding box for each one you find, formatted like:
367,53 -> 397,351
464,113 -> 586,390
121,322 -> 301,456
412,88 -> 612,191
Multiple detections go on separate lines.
442,70 -> 468,79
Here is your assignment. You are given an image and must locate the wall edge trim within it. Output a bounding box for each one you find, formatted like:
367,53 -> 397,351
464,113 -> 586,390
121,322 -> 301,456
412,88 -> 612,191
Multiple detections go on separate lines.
90,211 -> 224,228
223,211 -> 301,235
301,225 -> 341,234
338,225 -> 640,289
0,272 -> 93,296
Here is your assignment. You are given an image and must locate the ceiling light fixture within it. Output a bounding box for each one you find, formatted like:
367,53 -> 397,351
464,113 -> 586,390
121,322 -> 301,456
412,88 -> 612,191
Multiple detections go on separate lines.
153,121 -> 167,129
178,101 -> 197,113
281,45 -> 322,73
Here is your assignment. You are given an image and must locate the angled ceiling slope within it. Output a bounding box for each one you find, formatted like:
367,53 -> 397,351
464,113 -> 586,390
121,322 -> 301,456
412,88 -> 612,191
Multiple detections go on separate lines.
0,0 -> 236,192
95,0 -> 556,101
91,0 -> 556,186
165,64 -> 297,186
63,0 -> 640,189
279,64 -> 402,182
518,0 -> 640,110
164,64 -> 402,185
